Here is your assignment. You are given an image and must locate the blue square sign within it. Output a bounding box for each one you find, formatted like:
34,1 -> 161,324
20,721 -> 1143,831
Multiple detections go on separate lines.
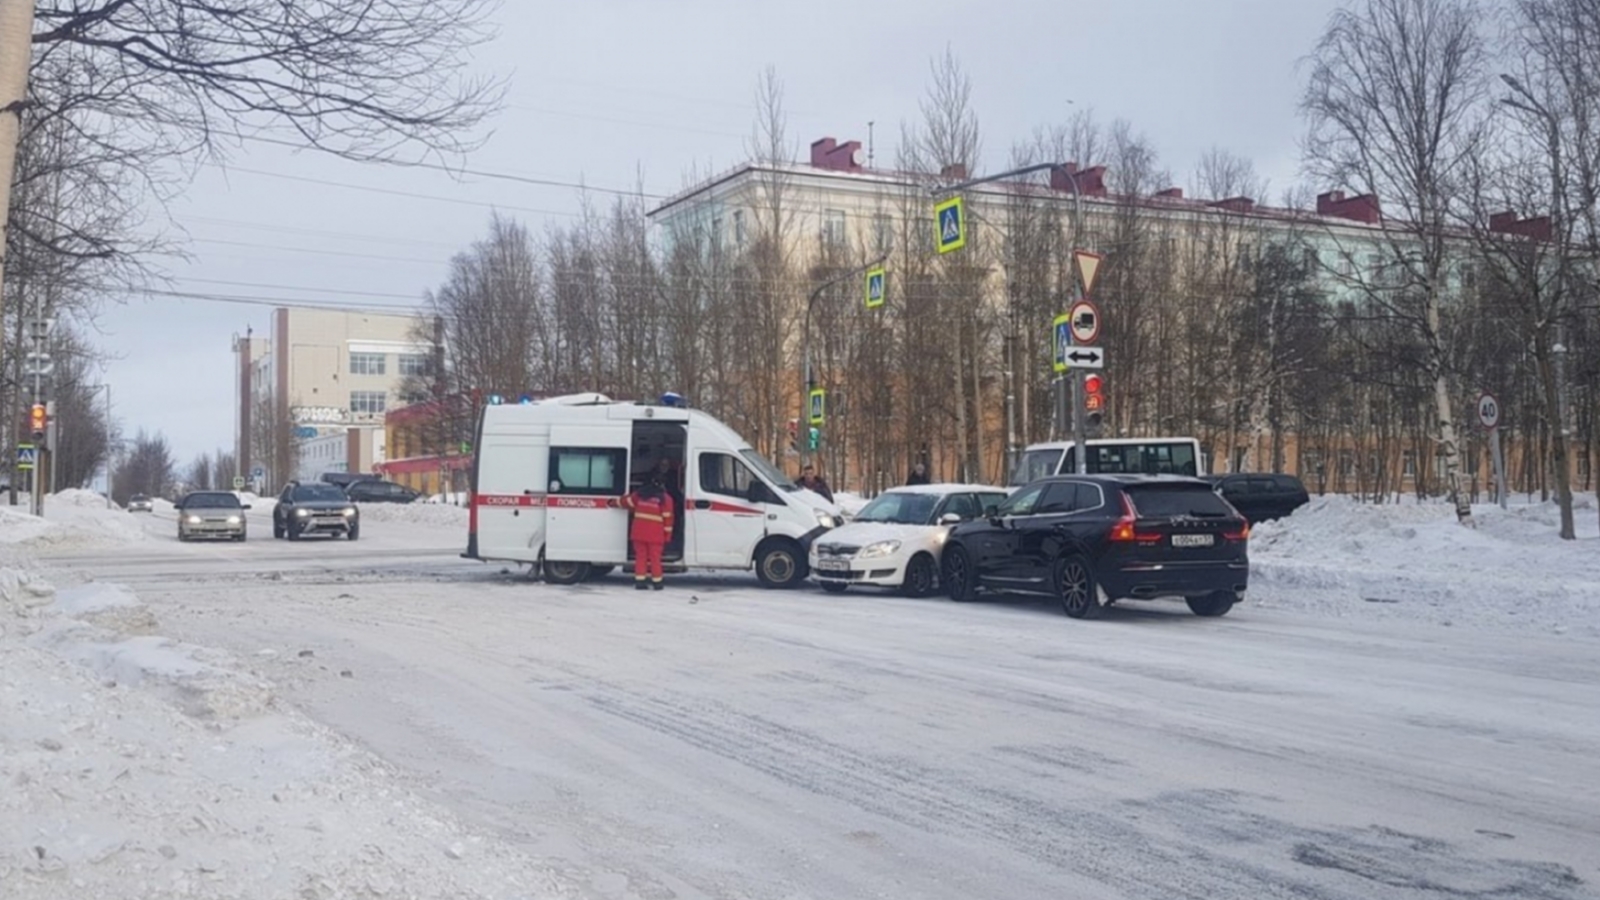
865,268 -> 886,309
934,197 -> 966,254
1052,314 -> 1072,373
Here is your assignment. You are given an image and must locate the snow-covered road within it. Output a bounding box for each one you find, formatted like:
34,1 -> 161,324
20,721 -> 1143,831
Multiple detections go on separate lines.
19,499 -> 1598,900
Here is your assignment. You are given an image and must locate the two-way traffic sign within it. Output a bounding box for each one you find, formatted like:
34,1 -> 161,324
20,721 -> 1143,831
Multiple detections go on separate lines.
1063,346 -> 1105,369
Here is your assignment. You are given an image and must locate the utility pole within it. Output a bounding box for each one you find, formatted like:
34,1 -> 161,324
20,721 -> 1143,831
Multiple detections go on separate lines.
0,0 -> 36,380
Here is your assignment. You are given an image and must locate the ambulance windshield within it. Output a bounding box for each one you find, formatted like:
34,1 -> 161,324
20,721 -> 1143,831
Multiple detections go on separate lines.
739,449 -> 796,492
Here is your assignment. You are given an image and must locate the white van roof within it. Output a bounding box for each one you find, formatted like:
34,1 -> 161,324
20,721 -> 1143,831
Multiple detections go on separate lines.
1023,436 -> 1200,451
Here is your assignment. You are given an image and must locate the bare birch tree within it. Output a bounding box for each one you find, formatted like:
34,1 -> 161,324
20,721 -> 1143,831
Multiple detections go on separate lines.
1303,0 -> 1488,524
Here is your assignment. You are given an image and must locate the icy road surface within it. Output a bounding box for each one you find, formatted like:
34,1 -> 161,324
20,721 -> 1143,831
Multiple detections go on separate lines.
28,499 -> 1600,900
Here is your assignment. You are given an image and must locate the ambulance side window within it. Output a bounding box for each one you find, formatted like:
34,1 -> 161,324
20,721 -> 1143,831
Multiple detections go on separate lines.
700,453 -> 754,498
549,447 -> 627,496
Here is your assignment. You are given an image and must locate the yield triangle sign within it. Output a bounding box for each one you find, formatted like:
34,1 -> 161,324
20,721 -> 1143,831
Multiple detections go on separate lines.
1073,250 -> 1104,296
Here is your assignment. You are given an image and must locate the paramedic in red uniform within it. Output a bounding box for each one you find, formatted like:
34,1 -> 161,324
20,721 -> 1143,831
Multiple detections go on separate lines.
613,477 -> 673,590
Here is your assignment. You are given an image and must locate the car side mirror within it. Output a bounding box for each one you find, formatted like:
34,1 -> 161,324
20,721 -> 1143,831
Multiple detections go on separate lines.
241,504 -> 252,510
983,505 -> 999,518
939,512 -> 962,526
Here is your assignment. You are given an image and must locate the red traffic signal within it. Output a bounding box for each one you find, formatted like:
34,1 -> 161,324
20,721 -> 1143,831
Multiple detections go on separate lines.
1084,374 -> 1104,396
29,403 -> 46,436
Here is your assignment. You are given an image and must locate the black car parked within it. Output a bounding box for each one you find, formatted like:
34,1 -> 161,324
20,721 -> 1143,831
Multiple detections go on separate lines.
344,479 -> 420,504
940,475 -> 1250,619
273,481 -> 361,540
1202,473 -> 1310,524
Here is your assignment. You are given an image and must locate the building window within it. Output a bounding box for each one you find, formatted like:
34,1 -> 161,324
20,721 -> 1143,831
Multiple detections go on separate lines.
1402,450 -> 1417,478
1339,450 -> 1355,478
399,354 -> 429,377
350,391 -> 387,415
874,213 -> 893,254
1302,246 -> 1321,272
350,352 -> 386,375
401,391 -> 430,406
1578,453 -> 1591,480
823,209 -> 847,248
733,210 -> 747,248
711,215 -> 724,246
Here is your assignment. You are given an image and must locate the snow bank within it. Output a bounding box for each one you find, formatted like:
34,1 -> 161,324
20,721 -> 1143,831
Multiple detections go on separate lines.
0,565 -> 563,899
1249,494 -> 1600,636
0,494 -> 147,551
356,502 -> 468,528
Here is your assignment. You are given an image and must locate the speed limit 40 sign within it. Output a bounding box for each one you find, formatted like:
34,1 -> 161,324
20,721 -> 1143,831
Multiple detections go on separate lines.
1477,392 -> 1501,430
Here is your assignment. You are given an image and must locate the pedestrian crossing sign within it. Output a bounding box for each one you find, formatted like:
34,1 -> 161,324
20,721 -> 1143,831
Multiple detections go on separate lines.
16,443 -> 36,470
808,389 -> 826,426
865,267 -> 886,309
934,197 -> 966,254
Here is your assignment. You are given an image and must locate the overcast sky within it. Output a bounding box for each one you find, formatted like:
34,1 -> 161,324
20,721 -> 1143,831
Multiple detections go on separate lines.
94,0 -> 1349,463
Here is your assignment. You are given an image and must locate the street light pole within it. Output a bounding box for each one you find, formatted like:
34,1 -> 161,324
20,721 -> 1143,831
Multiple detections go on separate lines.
929,162 -> 1087,474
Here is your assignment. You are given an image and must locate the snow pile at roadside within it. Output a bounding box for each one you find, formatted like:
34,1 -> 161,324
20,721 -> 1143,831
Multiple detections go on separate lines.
425,492 -> 470,506
236,492 -> 275,516
1249,494 -> 1600,635
356,502 -> 468,528
0,568 -> 567,900
0,493 -> 147,550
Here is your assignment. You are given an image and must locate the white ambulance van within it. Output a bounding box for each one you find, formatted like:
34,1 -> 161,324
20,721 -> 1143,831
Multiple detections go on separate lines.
462,393 -> 842,588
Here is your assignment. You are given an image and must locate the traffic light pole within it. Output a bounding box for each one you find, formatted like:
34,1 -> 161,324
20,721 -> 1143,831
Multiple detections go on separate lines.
800,256 -> 886,470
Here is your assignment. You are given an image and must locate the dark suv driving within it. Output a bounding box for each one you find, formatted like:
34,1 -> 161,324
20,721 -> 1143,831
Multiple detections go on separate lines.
940,475 -> 1250,619
273,482 -> 360,540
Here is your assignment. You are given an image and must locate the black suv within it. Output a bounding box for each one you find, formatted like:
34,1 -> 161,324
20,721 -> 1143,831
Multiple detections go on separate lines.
273,482 -> 361,540
1202,473 -> 1309,524
940,475 -> 1250,619
344,479 -> 420,504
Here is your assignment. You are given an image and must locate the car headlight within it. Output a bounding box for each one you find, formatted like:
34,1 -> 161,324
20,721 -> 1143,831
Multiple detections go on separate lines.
342,508 -> 357,517
858,540 -> 901,559
295,508 -> 310,517
226,516 -> 241,525
186,515 -> 201,524
814,510 -> 836,529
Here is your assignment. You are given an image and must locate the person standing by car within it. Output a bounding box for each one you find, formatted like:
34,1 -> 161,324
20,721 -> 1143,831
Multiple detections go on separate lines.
612,477 -> 674,590
797,464 -> 834,503
905,462 -> 930,486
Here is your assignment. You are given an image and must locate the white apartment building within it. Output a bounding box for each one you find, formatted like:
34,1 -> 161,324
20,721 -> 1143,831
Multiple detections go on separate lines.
235,307 -> 431,486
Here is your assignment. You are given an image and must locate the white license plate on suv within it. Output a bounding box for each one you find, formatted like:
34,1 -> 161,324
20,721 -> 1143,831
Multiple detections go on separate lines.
816,559 -> 850,572
1171,534 -> 1215,548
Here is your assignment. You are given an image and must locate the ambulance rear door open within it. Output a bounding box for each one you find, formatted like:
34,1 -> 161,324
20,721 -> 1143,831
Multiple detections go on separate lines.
472,414 -> 546,564
541,424 -> 630,565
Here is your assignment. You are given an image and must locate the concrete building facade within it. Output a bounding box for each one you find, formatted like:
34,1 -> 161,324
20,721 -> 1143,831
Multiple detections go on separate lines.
235,307 -> 430,489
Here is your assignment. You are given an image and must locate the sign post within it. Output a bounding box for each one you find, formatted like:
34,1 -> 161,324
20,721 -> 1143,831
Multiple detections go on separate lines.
1068,252 -> 1105,473
1478,392 -> 1507,510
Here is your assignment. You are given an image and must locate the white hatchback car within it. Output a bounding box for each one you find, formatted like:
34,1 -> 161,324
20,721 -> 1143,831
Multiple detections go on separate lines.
809,484 -> 1010,597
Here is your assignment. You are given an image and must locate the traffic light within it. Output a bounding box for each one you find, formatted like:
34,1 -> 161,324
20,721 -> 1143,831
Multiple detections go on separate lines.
1083,374 -> 1105,438
787,418 -> 799,452
807,426 -> 821,451
29,403 -> 46,439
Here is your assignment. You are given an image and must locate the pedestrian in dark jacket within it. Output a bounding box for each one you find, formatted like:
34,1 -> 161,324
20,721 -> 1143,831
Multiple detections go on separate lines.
612,477 -> 674,590
905,462 -> 930,485
797,465 -> 834,503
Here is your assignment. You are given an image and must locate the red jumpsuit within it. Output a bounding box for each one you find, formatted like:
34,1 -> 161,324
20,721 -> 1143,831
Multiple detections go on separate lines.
619,491 -> 673,585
